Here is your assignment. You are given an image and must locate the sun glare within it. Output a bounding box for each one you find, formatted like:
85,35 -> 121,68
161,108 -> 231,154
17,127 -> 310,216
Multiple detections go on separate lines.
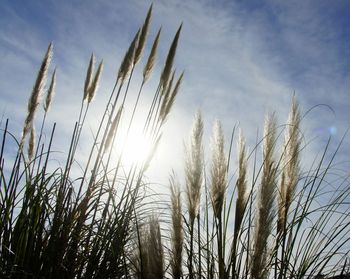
118,128 -> 153,167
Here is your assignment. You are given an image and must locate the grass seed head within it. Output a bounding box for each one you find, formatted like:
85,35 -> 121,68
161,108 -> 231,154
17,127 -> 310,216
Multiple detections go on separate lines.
117,28 -> 140,85
170,174 -> 183,279
28,125 -> 35,161
278,97 -> 301,234
160,24 -> 182,90
185,111 -> 204,224
83,53 -> 95,101
44,68 -> 56,112
134,4 -> 152,65
143,28 -> 161,82
87,60 -> 103,103
21,42 -> 53,145
210,120 -> 227,219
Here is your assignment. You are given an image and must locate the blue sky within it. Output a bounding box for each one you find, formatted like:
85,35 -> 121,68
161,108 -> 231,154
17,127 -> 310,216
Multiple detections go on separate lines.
1,0 -> 350,185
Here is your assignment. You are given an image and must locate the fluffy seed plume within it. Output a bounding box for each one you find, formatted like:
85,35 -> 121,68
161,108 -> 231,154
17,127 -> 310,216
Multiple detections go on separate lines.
83,53 -> 95,101
21,42 -> 53,145
160,71 -> 184,122
185,111 -> 204,225
134,4 -> 152,65
44,68 -> 56,112
160,24 -> 182,90
210,120 -> 227,218
143,28 -> 161,82
87,60 -> 103,103
117,28 -> 140,85
251,113 -> 278,279
104,106 -> 123,152
170,174 -> 183,279
278,97 -> 301,234
28,125 -> 36,161
234,129 -> 248,235
161,69 -> 176,99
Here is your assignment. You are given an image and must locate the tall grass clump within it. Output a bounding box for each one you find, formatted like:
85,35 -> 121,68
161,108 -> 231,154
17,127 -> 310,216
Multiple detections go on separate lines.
163,98 -> 350,279
0,5 -> 185,278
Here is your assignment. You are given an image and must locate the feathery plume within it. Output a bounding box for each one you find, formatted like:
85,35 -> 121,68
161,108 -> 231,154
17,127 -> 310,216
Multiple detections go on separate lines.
170,174 -> 183,279
28,125 -> 36,161
117,28 -> 140,85
160,71 -> 184,121
104,106 -> 123,152
251,113 -> 278,279
143,28 -> 161,82
44,68 -> 56,112
83,53 -> 95,101
87,60 -> 103,103
162,69 -> 176,98
235,130 -> 248,234
160,24 -> 182,90
185,111 -> 204,225
278,97 -> 301,234
210,120 -> 227,218
134,4 -> 152,65
21,42 -> 53,145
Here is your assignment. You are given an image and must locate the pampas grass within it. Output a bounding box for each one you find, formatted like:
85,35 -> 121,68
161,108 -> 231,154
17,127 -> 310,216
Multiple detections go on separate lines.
44,68 -> 56,113
87,59 -> 103,103
143,28 -> 161,83
185,111 -> 204,279
21,42 -> 53,145
1,4 -> 350,279
160,24 -> 182,90
0,5 -> 184,278
170,174 -> 184,279
251,113 -> 278,279
117,28 -> 140,85
210,120 -> 228,279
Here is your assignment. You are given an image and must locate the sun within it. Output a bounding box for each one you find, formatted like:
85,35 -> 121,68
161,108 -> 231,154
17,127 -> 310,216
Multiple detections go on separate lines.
118,128 -> 154,167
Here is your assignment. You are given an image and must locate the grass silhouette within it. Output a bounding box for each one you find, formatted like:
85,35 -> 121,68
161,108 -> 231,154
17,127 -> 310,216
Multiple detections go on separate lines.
1,5 -> 350,279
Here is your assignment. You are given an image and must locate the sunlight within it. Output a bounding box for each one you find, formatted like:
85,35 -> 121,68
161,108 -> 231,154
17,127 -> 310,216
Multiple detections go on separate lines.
121,129 -> 153,167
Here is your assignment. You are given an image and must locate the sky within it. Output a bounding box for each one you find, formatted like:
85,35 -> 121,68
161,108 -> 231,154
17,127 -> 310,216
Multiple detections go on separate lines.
1,0 -> 350,189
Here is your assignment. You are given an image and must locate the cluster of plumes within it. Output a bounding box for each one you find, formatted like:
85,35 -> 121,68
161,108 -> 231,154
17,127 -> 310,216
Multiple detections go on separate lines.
160,99 -> 303,279
6,4 -> 191,279
102,4 -> 183,154
117,5 -> 152,85
158,25 -> 184,123
132,216 -> 164,279
159,70 -> 184,123
21,41 -> 105,161
21,43 -> 57,161
185,111 -> 204,225
83,54 -> 104,103
250,103 -> 301,279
